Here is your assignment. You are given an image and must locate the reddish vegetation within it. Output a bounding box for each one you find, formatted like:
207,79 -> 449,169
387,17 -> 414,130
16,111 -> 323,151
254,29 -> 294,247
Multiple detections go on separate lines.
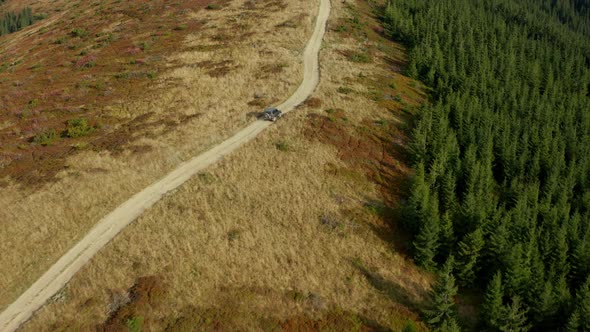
304,97 -> 322,108
94,277 -> 389,331
98,276 -> 166,332
305,109 -> 411,204
305,105 -> 414,254
280,311 -> 385,331
0,0 -> 218,187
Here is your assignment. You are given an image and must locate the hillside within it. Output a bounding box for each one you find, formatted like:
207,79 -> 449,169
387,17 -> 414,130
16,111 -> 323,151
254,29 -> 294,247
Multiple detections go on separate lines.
1,0 -> 431,330
1,0 -> 315,317
5,0 -> 586,330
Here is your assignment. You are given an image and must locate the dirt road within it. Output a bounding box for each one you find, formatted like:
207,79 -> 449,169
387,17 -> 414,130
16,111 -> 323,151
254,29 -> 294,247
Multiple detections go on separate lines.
0,0 -> 330,329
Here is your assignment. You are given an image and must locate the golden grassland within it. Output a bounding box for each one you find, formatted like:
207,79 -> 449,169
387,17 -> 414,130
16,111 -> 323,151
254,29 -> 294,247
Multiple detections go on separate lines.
0,0 -> 315,311
18,0 -> 432,330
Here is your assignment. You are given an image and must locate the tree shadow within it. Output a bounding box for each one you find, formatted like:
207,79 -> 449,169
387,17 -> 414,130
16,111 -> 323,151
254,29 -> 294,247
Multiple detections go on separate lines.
350,259 -> 429,312
383,55 -> 405,74
362,118 -> 416,256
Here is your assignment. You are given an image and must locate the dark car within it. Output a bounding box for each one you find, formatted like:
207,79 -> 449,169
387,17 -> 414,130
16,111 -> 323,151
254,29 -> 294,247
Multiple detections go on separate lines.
262,107 -> 283,122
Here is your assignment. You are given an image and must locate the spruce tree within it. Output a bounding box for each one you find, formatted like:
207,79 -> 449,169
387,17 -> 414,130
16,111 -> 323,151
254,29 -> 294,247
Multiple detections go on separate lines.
455,228 -> 485,286
413,191 -> 441,270
424,256 -> 458,328
437,318 -> 461,332
482,272 -> 504,330
414,214 -> 440,270
571,277 -> 590,331
565,311 -> 580,332
498,296 -> 530,332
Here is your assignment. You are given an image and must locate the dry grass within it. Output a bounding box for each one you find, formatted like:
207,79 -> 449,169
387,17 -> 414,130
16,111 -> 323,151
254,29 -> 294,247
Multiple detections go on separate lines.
17,0 -> 431,330
0,0 -> 315,311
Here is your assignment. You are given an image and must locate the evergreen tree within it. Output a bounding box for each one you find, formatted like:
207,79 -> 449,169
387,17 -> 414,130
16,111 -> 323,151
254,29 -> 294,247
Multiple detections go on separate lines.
483,272 -> 504,330
414,216 -> 440,269
566,311 -> 580,332
455,228 -> 485,286
498,296 -> 530,332
439,212 -> 455,259
437,318 -> 461,332
0,7 -> 37,36
571,277 -> 590,331
424,256 -> 458,328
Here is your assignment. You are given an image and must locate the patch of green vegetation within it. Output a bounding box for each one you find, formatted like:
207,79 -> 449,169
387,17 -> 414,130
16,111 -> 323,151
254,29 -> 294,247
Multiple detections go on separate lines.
0,7 -> 37,36
337,87 -> 353,94
33,13 -> 48,20
126,316 -> 143,332
402,320 -> 418,332
364,200 -> 388,216
227,229 -> 240,242
33,129 -> 58,146
54,36 -> 67,44
335,24 -> 348,33
28,99 -> 38,108
139,41 -> 150,51
70,28 -> 89,38
275,141 -> 290,152
174,24 -> 188,31
288,290 -> 306,302
206,3 -> 221,10
198,172 -> 216,184
368,90 -> 383,101
65,118 -> 94,138
348,52 -> 371,63
72,142 -> 89,150
374,119 -> 388,126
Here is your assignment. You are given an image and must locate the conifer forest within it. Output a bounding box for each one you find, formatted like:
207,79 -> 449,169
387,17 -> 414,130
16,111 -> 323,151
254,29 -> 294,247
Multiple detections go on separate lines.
384,0 -> 590,330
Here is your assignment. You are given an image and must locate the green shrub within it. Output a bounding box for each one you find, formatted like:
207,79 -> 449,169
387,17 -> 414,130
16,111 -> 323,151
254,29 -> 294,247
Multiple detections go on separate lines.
335,25 -> 348,32
337,86 -> 353,94
54,36 -> 67,44
349,52 -> 370,63
206,4 -> 221,10
401,320 -> 418,332
227,229 -> 240,241
65,118 -> 94,138
33,129 -> 58,146
275,141 -> 290,152
70,28 -> 89,38
126,316 -> 143,332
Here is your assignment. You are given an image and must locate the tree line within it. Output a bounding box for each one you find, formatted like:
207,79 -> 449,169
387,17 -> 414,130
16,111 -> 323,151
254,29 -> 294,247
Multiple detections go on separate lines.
1,6 -> 36,36
383,0 -> 590,330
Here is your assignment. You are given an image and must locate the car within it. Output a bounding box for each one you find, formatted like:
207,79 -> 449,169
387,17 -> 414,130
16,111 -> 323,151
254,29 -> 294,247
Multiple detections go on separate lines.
262,107 -> 283,122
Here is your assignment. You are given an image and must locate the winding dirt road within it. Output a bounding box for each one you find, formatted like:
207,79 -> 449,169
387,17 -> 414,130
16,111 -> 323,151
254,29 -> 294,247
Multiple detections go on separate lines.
0,0 -> 330,329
